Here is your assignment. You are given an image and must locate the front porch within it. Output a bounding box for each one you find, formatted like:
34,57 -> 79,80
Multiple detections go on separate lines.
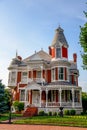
19,82 -> 82,110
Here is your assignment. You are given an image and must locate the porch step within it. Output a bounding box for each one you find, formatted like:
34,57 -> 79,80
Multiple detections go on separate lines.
23,107 -> 38,117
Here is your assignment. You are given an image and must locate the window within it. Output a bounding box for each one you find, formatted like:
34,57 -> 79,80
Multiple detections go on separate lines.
56,48 -> 61,58
37,71 -> 41,78
10,72 -> 16,83
20,90 -> 25,101
52,68 -> 55,81
59,67 -> 64,80
21,72 -> 27,83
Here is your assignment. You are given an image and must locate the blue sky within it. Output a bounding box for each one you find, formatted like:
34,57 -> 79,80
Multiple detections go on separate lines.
0,0 -> 87,91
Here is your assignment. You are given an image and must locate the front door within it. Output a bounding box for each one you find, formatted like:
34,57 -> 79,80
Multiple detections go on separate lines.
32,90 -> 40,107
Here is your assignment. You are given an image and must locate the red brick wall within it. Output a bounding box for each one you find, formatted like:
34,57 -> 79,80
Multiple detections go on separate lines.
55,68 -> 58,80
33,71 -> 36,78
29,71 -> 31,78
17,72 -> 21,83
47,70 -> 51,83
72,75 -> 74,84
42,91 -> 46,100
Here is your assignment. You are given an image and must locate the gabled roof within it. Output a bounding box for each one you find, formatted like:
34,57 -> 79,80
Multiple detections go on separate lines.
23,50 -> 51,62
51,26 -> 68,47
26,81 -> 42,90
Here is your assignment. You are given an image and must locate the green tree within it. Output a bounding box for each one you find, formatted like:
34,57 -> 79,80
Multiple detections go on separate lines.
79,10 -> 87,69
82,92 -> 87,113
0,80 -> 9,114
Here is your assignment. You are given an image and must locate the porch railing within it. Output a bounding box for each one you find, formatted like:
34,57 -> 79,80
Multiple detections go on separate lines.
41,101 -> 82,107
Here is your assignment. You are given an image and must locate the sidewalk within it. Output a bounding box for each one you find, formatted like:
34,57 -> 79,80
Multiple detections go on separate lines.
0,124 -> 87,130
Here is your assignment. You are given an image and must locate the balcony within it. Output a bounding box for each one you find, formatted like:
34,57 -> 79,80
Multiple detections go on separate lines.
8,82 -> 16,88
20,78 -> 46,84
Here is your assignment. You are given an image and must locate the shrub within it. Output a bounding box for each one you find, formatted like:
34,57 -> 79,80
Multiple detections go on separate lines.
39,111 -> 45,116
48,111 -> 52,116
13,101 -> 24,112
53,112 -> 57,116
64,110 -> 70,115
70,109 -> 76,115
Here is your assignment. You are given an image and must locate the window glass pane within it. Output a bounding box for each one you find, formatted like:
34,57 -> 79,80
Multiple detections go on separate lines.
11,72 -> 16,83
59,67 -> 64,80
52,68 -> 55,80
21,72 -> 27,82
37,71 -> 41,78
56,48 -> 61,58
20,90 -> 25,101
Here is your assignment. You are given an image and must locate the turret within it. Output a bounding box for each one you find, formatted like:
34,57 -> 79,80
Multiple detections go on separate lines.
49,26 -> 68,60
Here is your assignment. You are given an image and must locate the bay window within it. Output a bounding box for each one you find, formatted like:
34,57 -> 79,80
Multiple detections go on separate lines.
59,67 -> 64,80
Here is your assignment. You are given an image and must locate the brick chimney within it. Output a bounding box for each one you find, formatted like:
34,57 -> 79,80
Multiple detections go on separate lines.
73,53 -> 77,62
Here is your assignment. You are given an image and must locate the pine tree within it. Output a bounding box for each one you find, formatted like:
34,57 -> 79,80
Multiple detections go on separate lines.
0,80 -> 9,114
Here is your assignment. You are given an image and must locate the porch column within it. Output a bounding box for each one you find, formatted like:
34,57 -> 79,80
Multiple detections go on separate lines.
72,88 -> 74,108
29,90 -> 31,104
41,66 -> 43,86
40,90 -> 42,107
80,90 -> 82,106
25,90 -> 27,107
46,90 -> 48,107
59,88 -> 62,106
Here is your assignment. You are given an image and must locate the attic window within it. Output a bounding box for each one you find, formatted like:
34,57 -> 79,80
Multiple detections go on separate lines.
56,48 -> 61,58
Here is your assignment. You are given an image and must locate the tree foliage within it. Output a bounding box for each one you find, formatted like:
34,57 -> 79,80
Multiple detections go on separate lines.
82,92 -> 87,113
79,10 -> 87,69
0,80 -> 10,114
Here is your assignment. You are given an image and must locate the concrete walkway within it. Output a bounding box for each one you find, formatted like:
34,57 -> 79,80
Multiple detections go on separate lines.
0,124 -> 87,130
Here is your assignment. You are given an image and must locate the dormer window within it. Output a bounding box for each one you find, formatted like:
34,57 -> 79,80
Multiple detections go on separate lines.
56,48 -> 61,58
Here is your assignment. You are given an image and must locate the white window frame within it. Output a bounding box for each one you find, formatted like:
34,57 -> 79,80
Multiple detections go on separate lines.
20,89 -> 25,101
56,47 -> 61,58
9,71 -> 17,84
36,71 -> 41,78
21,72 -> 28,83
51,68 -> 55,81
58,67 -> 65,80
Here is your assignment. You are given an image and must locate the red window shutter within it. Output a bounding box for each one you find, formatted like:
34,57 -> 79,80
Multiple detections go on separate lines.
65,68 -> 67,80
62,46 -> 68,58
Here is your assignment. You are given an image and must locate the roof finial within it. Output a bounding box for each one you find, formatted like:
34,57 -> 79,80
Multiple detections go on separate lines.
16,50 -> 18,58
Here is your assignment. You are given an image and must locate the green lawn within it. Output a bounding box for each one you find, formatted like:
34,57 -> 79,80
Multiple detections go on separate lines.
1,114 -> 87,127
0,113 -> 22,122
13,115 -> 87,127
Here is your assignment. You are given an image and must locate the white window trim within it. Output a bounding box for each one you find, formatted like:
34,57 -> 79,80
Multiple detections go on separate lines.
9,70 -> 17,85
21,71 -> 28,83
20,89 -> 25,101
55,47 -> 62,59
51,68 -> 56,82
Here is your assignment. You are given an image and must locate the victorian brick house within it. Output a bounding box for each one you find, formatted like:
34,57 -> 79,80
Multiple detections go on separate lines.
8,26 -> 82,114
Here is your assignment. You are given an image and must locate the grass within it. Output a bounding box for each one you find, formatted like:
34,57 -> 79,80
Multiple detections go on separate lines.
1,113 -> 87,127
13,115 -> 87,127
0,113 -> 22,122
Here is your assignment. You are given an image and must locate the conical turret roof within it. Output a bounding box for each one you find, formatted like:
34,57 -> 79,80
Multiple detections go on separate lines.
51,26 -> 69,47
